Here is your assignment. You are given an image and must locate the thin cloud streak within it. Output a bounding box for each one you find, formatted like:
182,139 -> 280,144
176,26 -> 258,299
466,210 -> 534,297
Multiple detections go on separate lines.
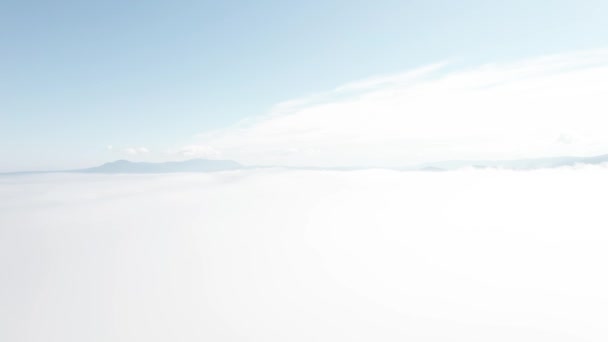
184,49 -> 608,167
123,147 -> 150,155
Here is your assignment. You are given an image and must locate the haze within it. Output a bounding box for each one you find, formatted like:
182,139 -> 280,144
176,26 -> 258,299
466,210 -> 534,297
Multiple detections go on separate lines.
3,1 -> 608,340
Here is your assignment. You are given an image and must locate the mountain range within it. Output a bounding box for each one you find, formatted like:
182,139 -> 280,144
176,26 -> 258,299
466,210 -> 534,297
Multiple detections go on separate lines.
419,154 -> 608,171
81,159 -> 243,173
2,154 -> 608,175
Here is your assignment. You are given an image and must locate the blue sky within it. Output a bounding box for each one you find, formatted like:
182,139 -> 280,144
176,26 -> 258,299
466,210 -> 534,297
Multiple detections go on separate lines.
2,0 -> 608,171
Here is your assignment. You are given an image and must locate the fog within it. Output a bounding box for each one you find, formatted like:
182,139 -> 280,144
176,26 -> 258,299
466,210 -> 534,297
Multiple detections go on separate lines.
2,168 -> 608,341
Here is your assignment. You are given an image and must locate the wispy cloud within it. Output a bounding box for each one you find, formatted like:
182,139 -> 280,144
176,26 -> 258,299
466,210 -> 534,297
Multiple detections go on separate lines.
184,49 -> 608,167
174,145 -> 222,158
123,147 -> 150,155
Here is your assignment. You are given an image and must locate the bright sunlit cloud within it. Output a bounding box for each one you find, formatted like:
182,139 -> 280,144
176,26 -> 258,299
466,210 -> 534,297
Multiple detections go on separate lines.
181,49 -> 608,167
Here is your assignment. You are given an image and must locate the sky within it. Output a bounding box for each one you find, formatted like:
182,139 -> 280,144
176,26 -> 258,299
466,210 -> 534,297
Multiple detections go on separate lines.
2,0 -> 608,171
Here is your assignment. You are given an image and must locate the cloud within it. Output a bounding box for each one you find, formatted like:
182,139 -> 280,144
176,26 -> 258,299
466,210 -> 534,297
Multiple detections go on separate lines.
185,49 -> 608,167
2,167 -> 608,341
175,145 -> 222,158
123,147 -> 150,155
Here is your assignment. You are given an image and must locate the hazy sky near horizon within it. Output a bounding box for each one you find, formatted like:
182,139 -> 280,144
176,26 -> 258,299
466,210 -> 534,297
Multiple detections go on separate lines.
2,0 -> 608,171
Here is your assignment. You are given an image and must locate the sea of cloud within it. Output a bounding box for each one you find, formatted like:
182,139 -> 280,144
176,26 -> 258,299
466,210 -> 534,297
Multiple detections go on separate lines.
1,167 -> 608,341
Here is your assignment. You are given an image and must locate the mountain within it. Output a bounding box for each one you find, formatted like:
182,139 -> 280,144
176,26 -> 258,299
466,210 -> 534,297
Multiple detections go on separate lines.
3,154 -> 608,175
81,159 -> 244,174
418,154 -> 608,171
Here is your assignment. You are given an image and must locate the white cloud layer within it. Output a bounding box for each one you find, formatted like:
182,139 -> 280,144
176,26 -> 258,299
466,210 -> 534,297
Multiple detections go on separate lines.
2,167 -> 608,341
187,50 -> 608,167
174,145 -> 222,158
123,146 -> 150,155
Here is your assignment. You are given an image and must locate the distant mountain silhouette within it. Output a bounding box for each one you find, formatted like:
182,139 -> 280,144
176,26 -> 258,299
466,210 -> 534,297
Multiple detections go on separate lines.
82,159 -> 244,174
3,154 -> 608,175
419,154 -> 608,171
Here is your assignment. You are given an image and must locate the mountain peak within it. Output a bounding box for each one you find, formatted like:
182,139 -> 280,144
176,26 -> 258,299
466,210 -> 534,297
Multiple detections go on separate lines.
84,159 -> 243,174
